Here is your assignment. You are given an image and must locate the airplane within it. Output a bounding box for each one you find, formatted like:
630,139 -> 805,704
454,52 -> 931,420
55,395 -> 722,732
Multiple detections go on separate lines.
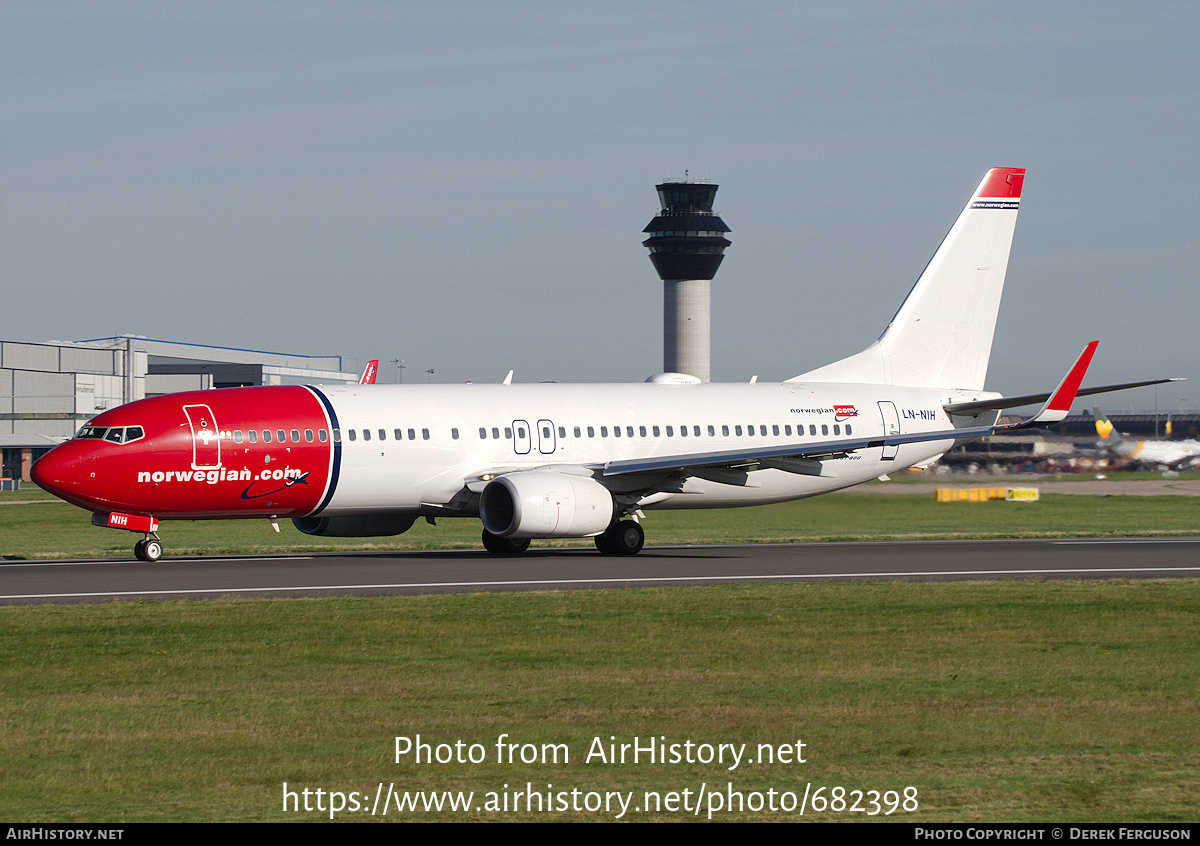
31,167 -> 1176,562
1092,408 -> 1200,468
359,360 -> 379,385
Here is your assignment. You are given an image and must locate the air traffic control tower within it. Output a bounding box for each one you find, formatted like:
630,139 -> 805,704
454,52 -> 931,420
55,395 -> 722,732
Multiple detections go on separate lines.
642,177 -> 731,382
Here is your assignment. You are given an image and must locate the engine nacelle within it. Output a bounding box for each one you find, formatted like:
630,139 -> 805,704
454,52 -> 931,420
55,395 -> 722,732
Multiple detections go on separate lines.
480,471 -> 614,538
292,514 -> 416,537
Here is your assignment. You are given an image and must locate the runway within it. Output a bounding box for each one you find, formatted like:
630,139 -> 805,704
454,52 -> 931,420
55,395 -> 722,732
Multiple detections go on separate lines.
3,537 -> 1200,605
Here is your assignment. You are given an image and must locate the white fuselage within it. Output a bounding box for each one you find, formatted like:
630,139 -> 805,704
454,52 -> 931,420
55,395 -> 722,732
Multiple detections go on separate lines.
317,380 -> 984,516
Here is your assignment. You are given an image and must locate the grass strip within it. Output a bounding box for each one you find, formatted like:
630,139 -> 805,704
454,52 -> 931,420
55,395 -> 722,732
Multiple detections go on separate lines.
1,580 -> 1197,821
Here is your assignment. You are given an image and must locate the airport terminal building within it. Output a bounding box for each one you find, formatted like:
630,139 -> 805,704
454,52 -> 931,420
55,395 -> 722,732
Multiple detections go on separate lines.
1,337 -> 357,484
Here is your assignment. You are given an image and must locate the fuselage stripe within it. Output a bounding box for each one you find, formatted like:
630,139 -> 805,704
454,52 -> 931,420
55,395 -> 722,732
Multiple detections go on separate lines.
305,386 -> 341,516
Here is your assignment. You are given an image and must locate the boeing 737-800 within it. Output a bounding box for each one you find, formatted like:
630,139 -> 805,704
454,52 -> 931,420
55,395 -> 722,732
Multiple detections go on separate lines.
31,168 -> 1172,561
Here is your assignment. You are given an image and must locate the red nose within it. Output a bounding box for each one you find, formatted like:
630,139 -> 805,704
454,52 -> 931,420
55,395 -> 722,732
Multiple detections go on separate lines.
30,445 -> 81,504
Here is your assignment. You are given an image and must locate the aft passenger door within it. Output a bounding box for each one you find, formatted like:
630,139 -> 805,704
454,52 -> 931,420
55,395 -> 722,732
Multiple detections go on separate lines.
878,401 -> 900,461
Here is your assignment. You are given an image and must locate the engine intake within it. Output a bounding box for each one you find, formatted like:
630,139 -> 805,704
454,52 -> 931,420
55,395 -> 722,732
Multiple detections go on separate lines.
480,471 -> 614,538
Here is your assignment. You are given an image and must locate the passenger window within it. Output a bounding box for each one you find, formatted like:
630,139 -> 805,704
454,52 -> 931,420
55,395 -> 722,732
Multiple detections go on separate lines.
639,426 -> 647,437
332,429 -> 340,443
694,426 -> 701,437
249,430 -> 258,443
600,426 -> 608,437
760,425 -> 767,436
722,425 -> 729,436
493,427 -> 501,439
263,430 -> 272,443
708,425 -> 715,436
809,425 -> 817,436
772,425 -> 780,436
822,425 -> 829,436
347,429 -> 356,442
451,428 -> 459,440
626,426 -> 634,437
291,429 -> 300,443
559,427 -> 566,438
680,425 -> 687,437
479,428 -> 487,439
735,426 -> 742,436
665,426 -> 673,437
846,424 -> 853,435
319,430 -> 328,442
613,426 -> 621,438
574,426 -> 581,438
587,426 -> 595,438
363,429 -> 371,441
379,429 -> 386,441
422,428 -> 430,440
277,430 -> 286,443
409,428 -> 417,440
504,427 -> 512,439
833,425 -> 840,435
785,425 -> 792,436
305,430 -> 314,443
653,426 -> 660,437
234,430 -> 244,444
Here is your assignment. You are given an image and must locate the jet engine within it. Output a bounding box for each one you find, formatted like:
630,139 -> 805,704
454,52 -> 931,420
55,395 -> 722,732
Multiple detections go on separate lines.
292,514 -> 416,537
480,471 -> 614,538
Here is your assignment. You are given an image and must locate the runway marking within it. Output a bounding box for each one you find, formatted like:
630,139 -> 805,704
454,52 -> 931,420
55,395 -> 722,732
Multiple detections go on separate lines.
0,556 -> 315,569
5,564 -> 1200,601
1053,538 -> 1200,544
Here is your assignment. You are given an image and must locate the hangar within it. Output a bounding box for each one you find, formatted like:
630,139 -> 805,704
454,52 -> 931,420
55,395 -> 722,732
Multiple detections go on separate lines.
1,336 -> 358,484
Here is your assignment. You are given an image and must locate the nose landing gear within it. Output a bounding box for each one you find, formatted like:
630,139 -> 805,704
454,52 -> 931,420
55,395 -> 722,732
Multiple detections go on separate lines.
92,511 -> 164,562
133,536 -> 164,562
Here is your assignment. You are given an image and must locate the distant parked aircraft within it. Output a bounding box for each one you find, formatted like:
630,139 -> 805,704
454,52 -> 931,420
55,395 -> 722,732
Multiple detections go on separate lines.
1092,409 -> 1200,468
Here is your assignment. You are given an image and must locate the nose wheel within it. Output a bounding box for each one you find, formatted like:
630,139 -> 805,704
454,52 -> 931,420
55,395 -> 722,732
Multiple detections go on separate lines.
134,536 -> 163,562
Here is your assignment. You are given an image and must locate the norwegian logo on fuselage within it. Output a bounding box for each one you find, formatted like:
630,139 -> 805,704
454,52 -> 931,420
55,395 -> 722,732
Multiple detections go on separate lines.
834,405 -> 859,422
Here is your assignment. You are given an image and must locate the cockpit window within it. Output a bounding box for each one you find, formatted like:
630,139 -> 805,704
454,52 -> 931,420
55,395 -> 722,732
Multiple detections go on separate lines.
77,426 -> 145,445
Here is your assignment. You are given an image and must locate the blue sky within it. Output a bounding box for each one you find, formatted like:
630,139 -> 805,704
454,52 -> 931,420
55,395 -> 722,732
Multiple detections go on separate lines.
4,2 -> 1197,411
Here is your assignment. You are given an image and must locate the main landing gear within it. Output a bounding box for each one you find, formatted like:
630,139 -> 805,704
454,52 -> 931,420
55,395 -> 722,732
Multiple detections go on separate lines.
481,529 -> 531,555
480,518 -> 645,556
593,519 -> 644,556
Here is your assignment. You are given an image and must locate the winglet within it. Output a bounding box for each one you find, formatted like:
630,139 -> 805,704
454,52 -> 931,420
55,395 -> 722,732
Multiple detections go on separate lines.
1011,341 -> 1098,428
359,360 -> 379,385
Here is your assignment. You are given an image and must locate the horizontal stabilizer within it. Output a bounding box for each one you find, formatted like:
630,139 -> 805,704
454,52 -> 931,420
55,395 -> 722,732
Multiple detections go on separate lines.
945,377 -> 1185,416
